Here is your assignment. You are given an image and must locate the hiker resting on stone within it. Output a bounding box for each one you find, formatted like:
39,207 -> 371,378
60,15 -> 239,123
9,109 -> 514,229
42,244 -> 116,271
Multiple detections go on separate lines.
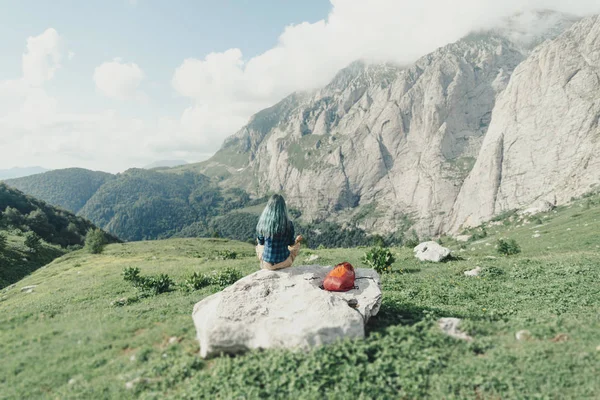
255,194 -> 302,270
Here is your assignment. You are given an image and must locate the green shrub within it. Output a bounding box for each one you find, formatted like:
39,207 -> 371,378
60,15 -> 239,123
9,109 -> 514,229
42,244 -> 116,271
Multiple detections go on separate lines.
491,209 -> 517,222
185,272 -> 212,290
85,228 -> 107,254
24,231 -> 41,252
317,244 -> 326,250
122,267 -> 141,282
371,235 -> 386,247
362,247 -> 396,274
481,265 -> 505,278
0,232 -> 7,252
497,238 -> 521,256
215,250 -> 237,260
122,267 -> 173,296
468,227 -> 487,242
211,267 -> 243,288
403,230 -> 420,248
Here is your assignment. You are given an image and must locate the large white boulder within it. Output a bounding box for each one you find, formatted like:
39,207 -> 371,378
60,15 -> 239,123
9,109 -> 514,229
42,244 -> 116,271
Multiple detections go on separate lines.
192,265 -> 382,358
413,241 -> 452,262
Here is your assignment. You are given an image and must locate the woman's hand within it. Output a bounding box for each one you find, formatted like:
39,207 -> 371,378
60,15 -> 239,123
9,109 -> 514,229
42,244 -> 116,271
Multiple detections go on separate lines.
295,235 -> 304,243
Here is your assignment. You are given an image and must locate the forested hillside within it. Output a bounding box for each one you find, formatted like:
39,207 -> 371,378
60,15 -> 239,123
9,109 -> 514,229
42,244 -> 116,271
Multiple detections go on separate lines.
4,167 -> 383,246
5,168 -> 114,213
78,169 -> 256,241
0,183 -> 119,287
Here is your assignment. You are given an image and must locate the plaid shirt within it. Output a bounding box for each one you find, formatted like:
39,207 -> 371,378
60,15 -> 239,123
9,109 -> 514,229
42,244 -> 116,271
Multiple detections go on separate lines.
257,223 -> 295,264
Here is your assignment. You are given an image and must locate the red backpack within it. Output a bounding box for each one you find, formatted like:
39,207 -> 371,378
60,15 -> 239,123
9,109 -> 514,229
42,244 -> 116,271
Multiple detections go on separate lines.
323,262 -> 356,292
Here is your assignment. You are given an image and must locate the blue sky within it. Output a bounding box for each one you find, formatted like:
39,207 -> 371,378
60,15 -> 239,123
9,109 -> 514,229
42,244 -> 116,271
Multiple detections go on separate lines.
0,0 -> 330,119
0,0 -> 598,172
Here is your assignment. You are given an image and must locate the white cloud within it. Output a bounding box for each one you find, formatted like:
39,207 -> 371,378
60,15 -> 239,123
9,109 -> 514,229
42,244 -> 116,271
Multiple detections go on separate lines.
93,58 -> 145,100
21,28 -> 62,86
0,31 -> 168,172
3,1 -> 600,173
171,0 -> 600,148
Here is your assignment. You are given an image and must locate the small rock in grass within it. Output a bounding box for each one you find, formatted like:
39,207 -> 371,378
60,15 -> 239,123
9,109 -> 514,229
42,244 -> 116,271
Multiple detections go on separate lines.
550,333 -> 568,343
125,378 -> 149,390
566,228 -> 571,231
129,355 -> 136,362
532,234 -> 541,238
168,336 -> 179,344
485,256 -> 497,260
516,330 -> 532,341
20,285 -> 37,293
68,378 -> 76,385
596,345 -> 600,351
414,242 -> 452,262
305,254 -> 319,262
464,267 -> 482,277
438,318 -> 473,341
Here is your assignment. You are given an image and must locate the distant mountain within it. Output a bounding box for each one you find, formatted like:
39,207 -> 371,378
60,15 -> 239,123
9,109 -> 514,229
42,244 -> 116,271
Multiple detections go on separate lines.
6,168 -> 115,213
143,160 -> 189,169
179,10 -> 584,238
78,168 -> 253,241
0,167 -> 50,180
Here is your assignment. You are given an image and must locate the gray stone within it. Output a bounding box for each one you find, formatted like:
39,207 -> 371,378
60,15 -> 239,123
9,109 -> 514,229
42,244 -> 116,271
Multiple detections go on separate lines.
516,330 -> 532,341
464,266 -> 482,277
192,265 -> 381,359
20,285 -> 37,293
414,242 -> 451,262
438,318 -> 473,341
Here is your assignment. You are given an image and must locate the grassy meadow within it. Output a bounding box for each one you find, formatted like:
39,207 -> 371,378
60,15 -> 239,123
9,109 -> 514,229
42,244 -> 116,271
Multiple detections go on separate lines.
1,195 -> 599,399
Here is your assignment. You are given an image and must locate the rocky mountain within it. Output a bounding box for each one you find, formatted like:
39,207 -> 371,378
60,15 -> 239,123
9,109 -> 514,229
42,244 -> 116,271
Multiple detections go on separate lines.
447,15 -> 600,232
143,159 -> 189,169
189,11 -> 582,237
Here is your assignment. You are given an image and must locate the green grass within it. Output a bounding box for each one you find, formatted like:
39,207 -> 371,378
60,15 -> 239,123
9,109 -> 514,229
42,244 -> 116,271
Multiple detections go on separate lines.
1,198 -> 600,399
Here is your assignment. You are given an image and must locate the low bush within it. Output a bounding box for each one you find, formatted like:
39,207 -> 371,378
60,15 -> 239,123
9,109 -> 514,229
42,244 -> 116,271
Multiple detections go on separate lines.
122,267 -> 174,296
497,238 -> 521,256
215,250 -> 237,260
185,272 -> 212,290
211,267 -> 243,288
362,247 -> 396,274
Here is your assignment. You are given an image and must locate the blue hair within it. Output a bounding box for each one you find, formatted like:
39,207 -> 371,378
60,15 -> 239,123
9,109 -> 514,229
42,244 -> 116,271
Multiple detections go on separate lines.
256,194 -> 292,238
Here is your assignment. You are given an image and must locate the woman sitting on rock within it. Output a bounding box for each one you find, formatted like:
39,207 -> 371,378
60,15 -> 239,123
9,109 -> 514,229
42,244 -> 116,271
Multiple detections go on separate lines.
255,194 -> 303,270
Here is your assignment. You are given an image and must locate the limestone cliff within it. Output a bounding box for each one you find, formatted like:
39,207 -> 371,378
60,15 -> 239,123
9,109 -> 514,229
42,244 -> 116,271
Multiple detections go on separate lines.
448,15 -> 600,232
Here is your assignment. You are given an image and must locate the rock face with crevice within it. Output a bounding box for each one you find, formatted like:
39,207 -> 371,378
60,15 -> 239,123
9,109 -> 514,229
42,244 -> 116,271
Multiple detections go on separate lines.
447,15 -> 600,231
192,265 -> 382,358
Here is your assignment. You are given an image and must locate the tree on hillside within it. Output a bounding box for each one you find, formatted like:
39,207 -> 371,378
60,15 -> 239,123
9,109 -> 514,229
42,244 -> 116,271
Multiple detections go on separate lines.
3,206 -> 24,227
24,231 -> 41,252
0,232 -> 7,252
85,228 -> 107,254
